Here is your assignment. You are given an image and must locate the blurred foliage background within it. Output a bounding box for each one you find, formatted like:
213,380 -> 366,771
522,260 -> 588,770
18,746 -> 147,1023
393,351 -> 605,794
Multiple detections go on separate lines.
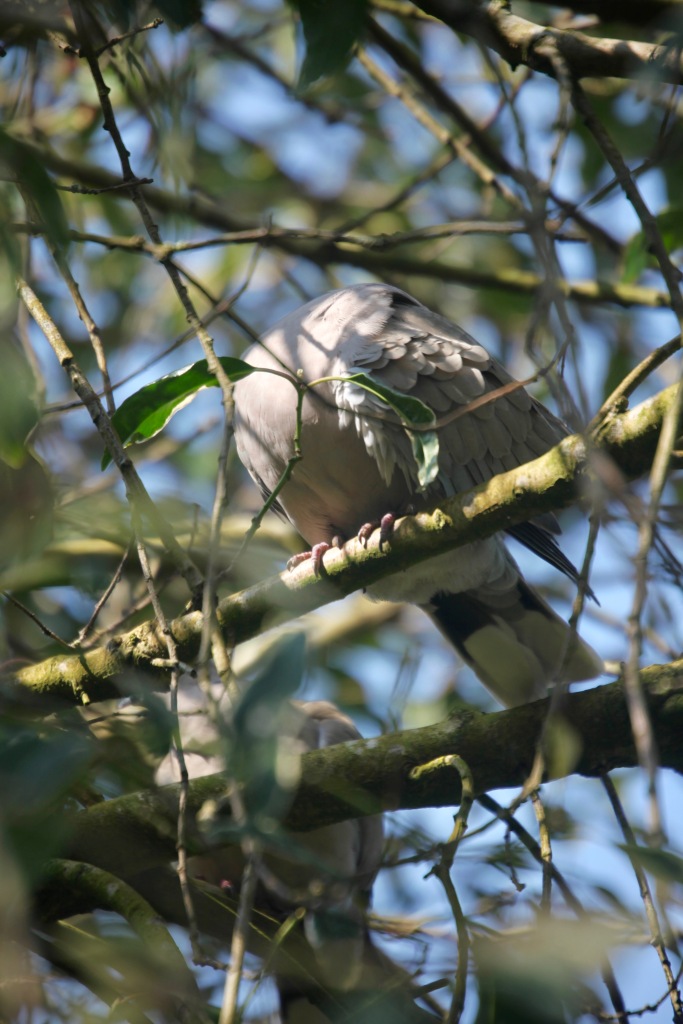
1,0 -> 683,1021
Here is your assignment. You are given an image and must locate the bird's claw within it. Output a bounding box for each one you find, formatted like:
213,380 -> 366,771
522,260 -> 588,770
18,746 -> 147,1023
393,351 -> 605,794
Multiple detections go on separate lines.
378,513 -> 397,549
287,541 -> 331,577
357,522 -> 375,547
358,512 -> 397,551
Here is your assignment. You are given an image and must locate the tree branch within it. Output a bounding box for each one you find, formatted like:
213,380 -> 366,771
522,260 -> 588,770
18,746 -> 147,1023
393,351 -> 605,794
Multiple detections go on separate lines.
60,661 -> 683,886
7,381 -> 681,704
19,143 -> 671,310
416,0 -> 683,85
533,0 -> 683,28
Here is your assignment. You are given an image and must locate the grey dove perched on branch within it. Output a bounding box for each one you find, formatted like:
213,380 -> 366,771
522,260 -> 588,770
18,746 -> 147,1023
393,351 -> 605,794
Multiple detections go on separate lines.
157,696 -> 386,1013
189,700 -> 382,988
233,283 -> 602,707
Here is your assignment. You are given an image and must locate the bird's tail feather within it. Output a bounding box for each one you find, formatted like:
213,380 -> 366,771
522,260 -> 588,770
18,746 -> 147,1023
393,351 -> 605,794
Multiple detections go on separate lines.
425,578 -> 602,707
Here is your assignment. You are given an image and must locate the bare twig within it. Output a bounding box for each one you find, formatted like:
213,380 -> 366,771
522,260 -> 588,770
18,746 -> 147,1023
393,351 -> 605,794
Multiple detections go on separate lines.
412,755 -> 474,1024
531,792 -> 553,914
601,774 -> 683,1023
69,0 -> 236,483
218,854 -> 259,1024
74,542 -> 133,646
17,280 -> 204,598
571,80 -> 683,842
56,177 -> 154,194
132,510 -> 200,965
94,17 -> 163,57
478,794 -> 629,1021
2,592 -> 71,649
591,335 -> 682,431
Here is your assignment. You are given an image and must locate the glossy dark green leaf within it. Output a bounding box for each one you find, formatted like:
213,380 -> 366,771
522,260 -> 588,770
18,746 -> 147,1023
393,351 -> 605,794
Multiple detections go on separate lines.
102,356 -> 256,468
293,0 -> 368,88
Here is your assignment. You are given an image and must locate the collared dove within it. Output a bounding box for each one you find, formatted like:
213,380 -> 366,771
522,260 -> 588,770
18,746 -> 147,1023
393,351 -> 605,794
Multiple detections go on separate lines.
172,698 -> 383,996
233,283 -> 602,706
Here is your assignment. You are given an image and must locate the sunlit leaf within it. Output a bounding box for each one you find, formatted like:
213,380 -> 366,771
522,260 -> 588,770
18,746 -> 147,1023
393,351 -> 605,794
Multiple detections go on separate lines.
342,372 -> 439,488
409,429 -> 439,490
102,356 -> 256,468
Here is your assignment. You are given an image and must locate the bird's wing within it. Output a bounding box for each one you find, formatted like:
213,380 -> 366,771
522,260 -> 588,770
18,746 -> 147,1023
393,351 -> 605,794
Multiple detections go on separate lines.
330,285 -> 568,497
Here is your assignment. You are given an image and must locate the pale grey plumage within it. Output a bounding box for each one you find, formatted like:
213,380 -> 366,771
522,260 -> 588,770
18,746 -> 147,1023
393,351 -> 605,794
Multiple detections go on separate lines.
234,283 -> 602,705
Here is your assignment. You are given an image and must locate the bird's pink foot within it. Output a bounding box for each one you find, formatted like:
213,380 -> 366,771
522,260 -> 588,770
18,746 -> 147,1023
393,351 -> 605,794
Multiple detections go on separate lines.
287,541 -> 331,576
358,513 -> 397,551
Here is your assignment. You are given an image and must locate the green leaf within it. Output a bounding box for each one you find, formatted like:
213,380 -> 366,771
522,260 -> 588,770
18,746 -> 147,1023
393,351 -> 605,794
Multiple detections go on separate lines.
153,0 -> 203,28
410,430 -> 439,490
0,340 -> 40,469
231,632 -> 307,825
620,843 -> 683,883
102,356 -> 255,468
622,207 -> 683,283
293,0 -> 368,88
0,128 -> 70,254
621,231 -> 649,284
343,372 -> 440,488
0,185 -> 21,276
343,373 -> 435,427
233,632 -> 307,733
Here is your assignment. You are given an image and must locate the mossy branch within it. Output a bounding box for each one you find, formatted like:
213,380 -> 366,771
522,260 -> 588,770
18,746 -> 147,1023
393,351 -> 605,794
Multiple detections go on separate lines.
7,381 -> 680,705
416,0 -> 683,85
38,859 -> 203,1003
57,661 -> 683,888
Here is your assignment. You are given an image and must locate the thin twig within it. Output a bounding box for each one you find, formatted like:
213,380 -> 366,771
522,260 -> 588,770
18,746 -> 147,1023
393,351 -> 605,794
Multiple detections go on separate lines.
94,17 -> 163,57
74,542 -> 132,646
132,511 -> 200,965
218,798 -> 260,1024
531,792 -> 553,914
17,280 -> 204,598
2,592 -> 72,649
412,755 -> 473,1024
479,793 -> 630,1022
601,774 -> 683,1023
69,0 -> 236,499
56,177 -> 154,194
590,334 -> 682,432
571,80 -> 683,842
